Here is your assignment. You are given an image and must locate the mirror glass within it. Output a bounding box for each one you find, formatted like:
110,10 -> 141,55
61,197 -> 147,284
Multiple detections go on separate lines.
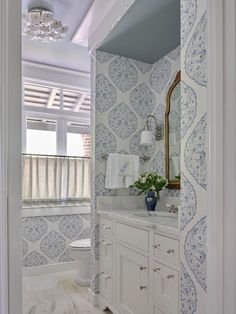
165,72 -> 181,189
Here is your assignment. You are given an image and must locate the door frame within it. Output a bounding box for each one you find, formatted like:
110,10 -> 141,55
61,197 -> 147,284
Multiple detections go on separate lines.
0,0 -> 22,314
0,0 -> 235,313
207,0 -> 236,313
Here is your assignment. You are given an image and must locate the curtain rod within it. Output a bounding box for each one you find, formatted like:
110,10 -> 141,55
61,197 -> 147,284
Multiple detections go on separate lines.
21,153 -> 90,159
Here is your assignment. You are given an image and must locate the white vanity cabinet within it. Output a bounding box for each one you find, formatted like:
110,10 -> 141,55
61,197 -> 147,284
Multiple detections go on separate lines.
115,244 -> 149,314
99,217 -> 113,305
98,214 -> 179,314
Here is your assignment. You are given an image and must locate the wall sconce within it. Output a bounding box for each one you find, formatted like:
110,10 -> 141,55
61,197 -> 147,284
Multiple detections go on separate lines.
140,115 -> 163,146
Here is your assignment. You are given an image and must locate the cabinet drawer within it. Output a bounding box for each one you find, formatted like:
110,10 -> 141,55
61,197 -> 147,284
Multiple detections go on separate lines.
99,217 -> 113,238
100,236 -> 113,270
99,268 -> 113,304
116,222 -> 149,252
153,234 -> 179,267
153,262 -> 179,313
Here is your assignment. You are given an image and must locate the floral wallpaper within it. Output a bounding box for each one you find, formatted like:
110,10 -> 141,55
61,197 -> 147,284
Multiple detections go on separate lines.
22,214 -> 90,267
90,48 -> 180,294
180,0 -> 207,313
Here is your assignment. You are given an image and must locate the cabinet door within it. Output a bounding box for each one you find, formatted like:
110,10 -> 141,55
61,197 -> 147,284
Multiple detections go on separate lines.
153,262 -> 179,314
115,244 -> 148,314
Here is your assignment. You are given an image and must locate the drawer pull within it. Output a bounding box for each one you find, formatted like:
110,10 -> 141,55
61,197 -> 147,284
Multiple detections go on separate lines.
100,224 -> 111,230
100,272 -> 111,280
153,244 -> 175,254
140,286 -> 147,290
166,249 -> 175,254
101,240 -> 111,246
153,268 -> 175,279
139,266 -> 147,271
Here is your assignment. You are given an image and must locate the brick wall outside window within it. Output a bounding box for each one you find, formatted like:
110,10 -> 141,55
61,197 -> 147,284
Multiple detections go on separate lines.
81,134 -> 91,157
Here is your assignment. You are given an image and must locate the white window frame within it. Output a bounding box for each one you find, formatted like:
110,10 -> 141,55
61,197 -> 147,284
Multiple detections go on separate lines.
22,78 -> 90,156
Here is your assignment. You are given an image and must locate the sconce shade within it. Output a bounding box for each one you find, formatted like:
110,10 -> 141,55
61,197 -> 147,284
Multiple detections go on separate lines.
140,130 -> 153,146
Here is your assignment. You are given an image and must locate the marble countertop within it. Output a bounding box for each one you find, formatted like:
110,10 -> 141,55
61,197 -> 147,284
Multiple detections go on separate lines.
97,208 -> 180,237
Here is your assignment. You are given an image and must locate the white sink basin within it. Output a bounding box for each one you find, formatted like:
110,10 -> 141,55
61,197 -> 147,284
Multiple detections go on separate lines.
133,211 -> 177,218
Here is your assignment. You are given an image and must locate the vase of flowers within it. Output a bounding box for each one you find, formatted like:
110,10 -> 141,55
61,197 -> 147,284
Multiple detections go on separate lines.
130,172 -> 168,211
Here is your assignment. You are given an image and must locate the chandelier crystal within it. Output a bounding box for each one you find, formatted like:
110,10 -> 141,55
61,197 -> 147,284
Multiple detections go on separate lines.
22,8 -> 68,42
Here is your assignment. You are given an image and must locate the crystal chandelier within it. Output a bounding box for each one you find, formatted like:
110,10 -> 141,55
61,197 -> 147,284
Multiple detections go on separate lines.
22,8 -> 68,42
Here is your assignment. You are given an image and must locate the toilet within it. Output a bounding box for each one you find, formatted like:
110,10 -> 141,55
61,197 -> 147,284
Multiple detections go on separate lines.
69,238 -> 91,286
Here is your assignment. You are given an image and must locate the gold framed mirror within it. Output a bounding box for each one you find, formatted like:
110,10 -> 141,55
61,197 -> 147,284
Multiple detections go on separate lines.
165,71 -> 181,189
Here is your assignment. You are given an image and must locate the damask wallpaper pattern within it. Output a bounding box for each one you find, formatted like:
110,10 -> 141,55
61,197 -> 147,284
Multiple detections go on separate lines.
22,214 -> 90,267
90,48 -> 180,294
180,0 -> 207,313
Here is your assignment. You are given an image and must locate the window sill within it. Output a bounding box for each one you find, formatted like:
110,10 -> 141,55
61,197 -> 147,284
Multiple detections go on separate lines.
21,203 -> 90,217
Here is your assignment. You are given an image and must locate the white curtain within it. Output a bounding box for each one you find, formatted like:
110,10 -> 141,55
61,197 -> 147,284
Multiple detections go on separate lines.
22,156 -> 90,200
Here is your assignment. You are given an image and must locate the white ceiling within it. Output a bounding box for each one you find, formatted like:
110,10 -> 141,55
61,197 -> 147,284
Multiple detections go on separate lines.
22,0 -> 94,72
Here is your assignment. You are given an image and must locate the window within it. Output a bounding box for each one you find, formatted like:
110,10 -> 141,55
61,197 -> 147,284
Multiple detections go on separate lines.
23,80 -> 91,157
22,80 -> 91,203
26,118 -> 57,155
67,122 -> 91,157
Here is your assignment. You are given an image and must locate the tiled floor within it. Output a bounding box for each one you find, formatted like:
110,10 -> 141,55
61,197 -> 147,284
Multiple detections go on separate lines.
23,270 -> 112,314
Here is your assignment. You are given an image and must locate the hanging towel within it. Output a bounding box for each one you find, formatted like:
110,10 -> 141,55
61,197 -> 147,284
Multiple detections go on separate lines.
105,153 -> 139,189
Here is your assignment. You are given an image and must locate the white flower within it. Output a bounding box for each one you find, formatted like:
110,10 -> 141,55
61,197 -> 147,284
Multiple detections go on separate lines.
141,178 -> 146,183
151,186 -> 156,191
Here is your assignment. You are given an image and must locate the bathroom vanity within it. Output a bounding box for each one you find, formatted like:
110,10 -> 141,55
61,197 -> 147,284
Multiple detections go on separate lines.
96,198 -> 180,314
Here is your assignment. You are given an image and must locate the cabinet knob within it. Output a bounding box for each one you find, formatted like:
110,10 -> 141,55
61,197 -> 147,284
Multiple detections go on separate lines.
139,266 -> 147,271
152,267 -> 161,272
99,224 -> 111,230
166,249 -> 175,254
101,240 -> 111,246
140,286 -> 147,290
100,272 -> 111,280
166,274 -> 175,279
153,244 -> 161,248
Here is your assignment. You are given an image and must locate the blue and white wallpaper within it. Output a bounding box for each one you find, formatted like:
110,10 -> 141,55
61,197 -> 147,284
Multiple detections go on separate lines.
22,214 -> 90,267
94,48 -> 180,197
90,48 -> 180,294
180,0 -> 207,313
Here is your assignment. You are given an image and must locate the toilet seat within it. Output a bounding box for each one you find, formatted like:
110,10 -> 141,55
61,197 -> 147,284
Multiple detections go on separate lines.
69,238 -> 91,250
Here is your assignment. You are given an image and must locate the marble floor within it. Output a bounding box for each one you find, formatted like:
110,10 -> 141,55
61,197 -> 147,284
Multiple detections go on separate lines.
23,270 -> 112,314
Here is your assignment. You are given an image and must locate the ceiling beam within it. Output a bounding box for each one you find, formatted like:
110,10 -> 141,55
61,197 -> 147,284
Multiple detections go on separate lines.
71,0 -> 136,52
24,105 -> 90,122
47,88 -> 57,108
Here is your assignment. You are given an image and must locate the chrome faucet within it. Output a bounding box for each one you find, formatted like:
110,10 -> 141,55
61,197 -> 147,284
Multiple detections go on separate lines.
166,204 -> 178,213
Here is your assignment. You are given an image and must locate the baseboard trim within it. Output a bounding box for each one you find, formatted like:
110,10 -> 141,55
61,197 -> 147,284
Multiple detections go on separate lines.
98,295 -> 119,314
22,261 -> 79,277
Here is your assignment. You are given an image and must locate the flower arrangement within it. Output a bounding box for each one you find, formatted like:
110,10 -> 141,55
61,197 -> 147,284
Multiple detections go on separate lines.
130,172 -> 168,197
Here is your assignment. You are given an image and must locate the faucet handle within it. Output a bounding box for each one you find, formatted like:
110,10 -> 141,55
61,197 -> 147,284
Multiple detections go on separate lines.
166,203 -> 178,213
